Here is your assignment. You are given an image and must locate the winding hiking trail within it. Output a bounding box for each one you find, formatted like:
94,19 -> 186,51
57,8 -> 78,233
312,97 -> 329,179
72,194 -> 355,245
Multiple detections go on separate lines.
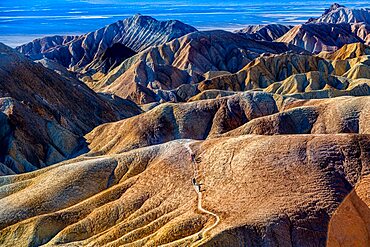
185,141 -> 221,247
84,142 -> 220,247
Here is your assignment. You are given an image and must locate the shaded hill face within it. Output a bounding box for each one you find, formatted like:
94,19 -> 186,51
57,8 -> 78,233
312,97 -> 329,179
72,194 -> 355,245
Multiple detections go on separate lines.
234,24 -> 292,41
318,42 -> 370,60
86,92 -> 278,155
16,14 -> 197,73
90,42 -> 370,105
83,43 -> 137,75
92,30 -> 308,104
222,96 -> 370,137
0,43 -> 142,174
0,134 -> 368,246
276,4 -> 370,53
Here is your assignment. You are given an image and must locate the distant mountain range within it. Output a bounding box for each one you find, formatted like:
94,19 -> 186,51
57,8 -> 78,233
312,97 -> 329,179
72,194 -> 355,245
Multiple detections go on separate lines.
10,4 -> 367,106
308,3 -> 370,24
17,14 -> 197,74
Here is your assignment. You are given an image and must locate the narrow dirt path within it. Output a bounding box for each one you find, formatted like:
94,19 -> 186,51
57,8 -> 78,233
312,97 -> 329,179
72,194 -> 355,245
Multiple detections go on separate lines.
157,141 -> 221,247
184,141 -> 220,247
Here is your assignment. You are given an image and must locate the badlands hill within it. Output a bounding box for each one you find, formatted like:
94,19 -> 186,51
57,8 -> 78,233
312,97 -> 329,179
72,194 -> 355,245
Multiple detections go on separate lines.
0,94 -> 369,246
16,14 -> 197,74
0,43 -> 141,174
276,23 -> 364,53
235,24 -> 292,41
277,4 -> 370,53
180,43 -> 370,103
1,4 -> 370,247
90,30 -> 307,104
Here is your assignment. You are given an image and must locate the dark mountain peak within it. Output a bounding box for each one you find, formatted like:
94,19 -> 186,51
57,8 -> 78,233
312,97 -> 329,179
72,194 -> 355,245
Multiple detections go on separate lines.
327,3 -> 345,13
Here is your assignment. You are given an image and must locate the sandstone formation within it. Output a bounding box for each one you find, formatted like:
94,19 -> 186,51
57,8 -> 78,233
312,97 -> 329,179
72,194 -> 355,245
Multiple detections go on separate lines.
187,43 -> 370,101
0,43 -> 141,174
318,42 -> 370,60
16,14 -> 197,73
85,92 -> 278,154
278,4 -> 370,53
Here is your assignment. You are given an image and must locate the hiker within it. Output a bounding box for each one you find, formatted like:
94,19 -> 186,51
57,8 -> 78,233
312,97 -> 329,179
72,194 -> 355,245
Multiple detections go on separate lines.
192,178 -> 201,193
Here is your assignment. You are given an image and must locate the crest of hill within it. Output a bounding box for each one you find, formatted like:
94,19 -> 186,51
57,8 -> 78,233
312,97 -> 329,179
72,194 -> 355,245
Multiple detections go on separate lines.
192,43 -> 370,100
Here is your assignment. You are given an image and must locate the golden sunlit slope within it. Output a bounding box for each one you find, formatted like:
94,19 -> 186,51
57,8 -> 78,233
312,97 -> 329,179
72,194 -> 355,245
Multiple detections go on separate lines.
0,134 -> 369,246
327,174 -> 370,247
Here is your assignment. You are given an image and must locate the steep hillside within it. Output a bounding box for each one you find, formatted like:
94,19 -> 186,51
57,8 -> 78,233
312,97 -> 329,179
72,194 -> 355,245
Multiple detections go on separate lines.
327,174 -> 370,247
0,134 -> 368,246
190,44 -> 370,100
0,43 -> 141,174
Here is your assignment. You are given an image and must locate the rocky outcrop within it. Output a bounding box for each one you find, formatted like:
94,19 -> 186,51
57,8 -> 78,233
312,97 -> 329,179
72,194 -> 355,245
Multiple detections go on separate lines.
235,24 -> 292,41
308,3 -> 370,25
350,23 -> 370,45
35,58 -> 78,81
191,44 -> 370,100
0,134 -> 368,246
0,43 -> 141,174
280,3 -> 370,53
16,14 -> 197,73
